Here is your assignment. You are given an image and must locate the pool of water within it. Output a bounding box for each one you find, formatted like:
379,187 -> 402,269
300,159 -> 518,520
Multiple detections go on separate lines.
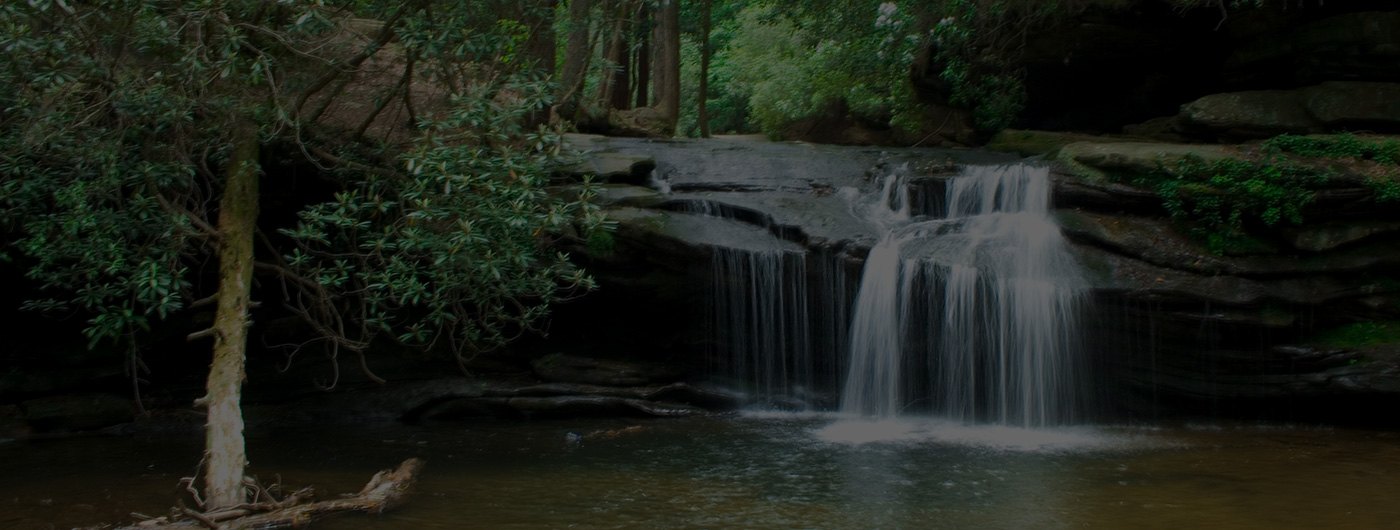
3,414 -> 1398,529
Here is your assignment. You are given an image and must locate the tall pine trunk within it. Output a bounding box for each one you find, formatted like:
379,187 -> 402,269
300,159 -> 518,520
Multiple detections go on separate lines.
558,0 -> 593,117
633,2 -> 649,110
697,0 -> 712,138
204,120 -> 259,511
596,0 -> 630,111
649,0 -> 680,134
523,0 -> 558,78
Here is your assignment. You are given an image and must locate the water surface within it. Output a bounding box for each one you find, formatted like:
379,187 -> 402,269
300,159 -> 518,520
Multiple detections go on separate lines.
2,415 -> 1397,529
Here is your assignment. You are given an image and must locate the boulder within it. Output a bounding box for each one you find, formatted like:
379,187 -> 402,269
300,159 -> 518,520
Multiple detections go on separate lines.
1121,116 -> 1191,143
1302,82 -> 1400,129
1176,82 -> 1400,138
1056,141 -> 1237,182
1283,221 -> 1400,252
1178,90 -> 1319,137
21,393 -> 131,432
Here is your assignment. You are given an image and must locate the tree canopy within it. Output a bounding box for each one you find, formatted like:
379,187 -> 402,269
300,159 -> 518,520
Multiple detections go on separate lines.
0,0 -> 604,511
0,0 -> 603,373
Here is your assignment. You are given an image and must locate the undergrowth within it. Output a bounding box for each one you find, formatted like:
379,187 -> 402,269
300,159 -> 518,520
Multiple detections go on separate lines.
1123,134 -> 1400,254
1310,321 -> 1400,349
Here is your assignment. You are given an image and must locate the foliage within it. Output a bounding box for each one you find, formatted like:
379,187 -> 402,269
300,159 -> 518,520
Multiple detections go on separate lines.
0,1 -> 236,347
716,1 -> 925,136
1264,134 -> 1400,202
930,0 -> 1027,132
703,0 -> 1140,138
0,1 -> 603,372
1135,154 -> 1326,253
1309,321 -> 1400,349
282,78 -> 604,361
1263,134 -> 1400,164
1125,134 -> 1400,253
678,0 -> 753,136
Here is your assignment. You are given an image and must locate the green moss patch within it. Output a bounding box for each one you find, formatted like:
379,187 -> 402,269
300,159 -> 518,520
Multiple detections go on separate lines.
1309,321 -> 1400,349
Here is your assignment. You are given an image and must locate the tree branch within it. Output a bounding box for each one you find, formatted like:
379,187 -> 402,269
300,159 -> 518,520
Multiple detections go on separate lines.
292,3 -> 414,120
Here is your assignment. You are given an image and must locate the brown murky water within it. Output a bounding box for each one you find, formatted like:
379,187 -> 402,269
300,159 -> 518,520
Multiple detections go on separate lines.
2,415 -> 1397,529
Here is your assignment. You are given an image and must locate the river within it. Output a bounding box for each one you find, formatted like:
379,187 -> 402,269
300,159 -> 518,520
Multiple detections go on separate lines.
3,414 -> 1398,529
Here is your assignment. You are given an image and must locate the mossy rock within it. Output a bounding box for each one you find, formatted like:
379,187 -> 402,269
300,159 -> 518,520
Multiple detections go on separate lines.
986,129 -> 1115,158
1308,321 -> 1400,350
1055,141 -> 1238,183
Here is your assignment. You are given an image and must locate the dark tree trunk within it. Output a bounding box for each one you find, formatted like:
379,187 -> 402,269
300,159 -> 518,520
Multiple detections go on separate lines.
633,2 -> 650,110
596,0 -> 631,111
523,0 -> 558,77
697,0 -> 712,138
649,0 -> 680,134
559,0 -> 593,115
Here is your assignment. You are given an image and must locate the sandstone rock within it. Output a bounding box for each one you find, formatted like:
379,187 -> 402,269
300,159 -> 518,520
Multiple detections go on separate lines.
1178,90 -> 1319,137
1059,210 -> 1400,276
1056,141 -> 1237,182
986,129 -> 1117,157
1069,241 -> 1363,306
1121,116 -> 1190,143
1302,82 -> 1400,128
1284,221 -> 1400,252
1177,82 -> 1400,138
531,353 -> 684,387
1052,172 -> 1165,214
21,393 -> 131,432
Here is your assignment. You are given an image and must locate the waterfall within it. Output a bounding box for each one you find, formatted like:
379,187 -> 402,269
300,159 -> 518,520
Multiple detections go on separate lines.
709,247 -> 813,404
840,164 -> 1088,427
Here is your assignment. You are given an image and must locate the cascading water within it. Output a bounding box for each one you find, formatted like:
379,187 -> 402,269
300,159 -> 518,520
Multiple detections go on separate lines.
686,200 -> 846,407
709,246 -> 814,404
840,163 -> 1088,427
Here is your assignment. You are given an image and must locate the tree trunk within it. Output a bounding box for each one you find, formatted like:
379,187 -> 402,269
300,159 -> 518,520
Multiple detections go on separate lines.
649,0 -> 680,134
558,0 -> 593,114
697,0 -> 712,138
204,120 -> 259,512
523,0 -> 558,77
595,0 -> 630,111
633,3 -> 649,110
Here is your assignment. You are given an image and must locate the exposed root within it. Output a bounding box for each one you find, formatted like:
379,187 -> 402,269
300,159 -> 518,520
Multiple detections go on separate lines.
99,458 -> 424,530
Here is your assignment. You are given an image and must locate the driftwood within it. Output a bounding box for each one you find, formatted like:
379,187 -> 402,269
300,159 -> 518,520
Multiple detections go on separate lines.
113,458 -> 425,530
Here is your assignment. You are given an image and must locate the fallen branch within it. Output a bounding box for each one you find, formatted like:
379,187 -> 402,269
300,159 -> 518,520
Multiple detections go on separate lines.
107,458 -> 425,530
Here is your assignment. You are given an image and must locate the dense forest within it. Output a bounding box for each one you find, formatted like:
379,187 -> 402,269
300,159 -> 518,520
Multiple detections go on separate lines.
3,0 -> 1400,527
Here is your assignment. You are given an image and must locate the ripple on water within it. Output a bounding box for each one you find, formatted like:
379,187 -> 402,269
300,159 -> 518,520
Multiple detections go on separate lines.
813,417 -> 1160,453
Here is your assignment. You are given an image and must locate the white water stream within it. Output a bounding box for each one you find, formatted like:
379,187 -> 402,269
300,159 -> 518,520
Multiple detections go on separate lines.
840,164 -> 1088,426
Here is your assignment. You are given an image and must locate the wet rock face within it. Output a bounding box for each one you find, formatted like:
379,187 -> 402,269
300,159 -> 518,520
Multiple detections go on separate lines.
553,135 -> 1400,422
1056,139 -> 1400,421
